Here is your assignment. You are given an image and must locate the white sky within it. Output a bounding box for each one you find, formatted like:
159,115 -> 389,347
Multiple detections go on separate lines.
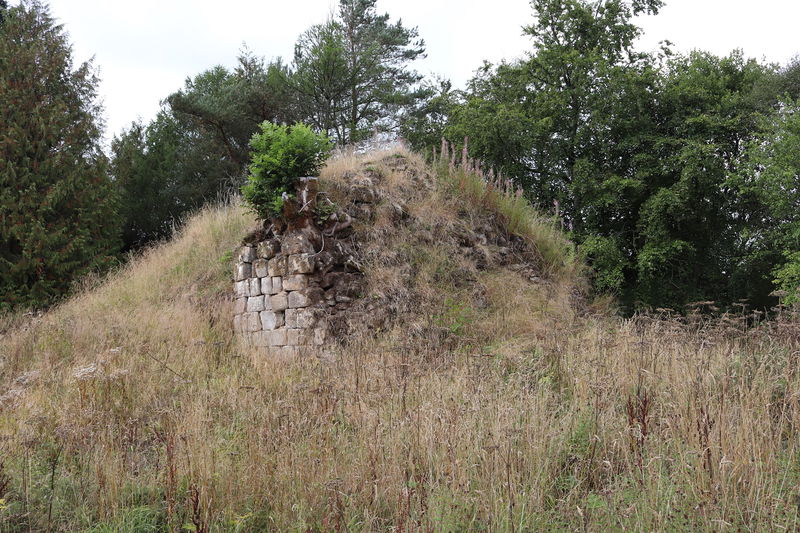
29,0 -> 800,140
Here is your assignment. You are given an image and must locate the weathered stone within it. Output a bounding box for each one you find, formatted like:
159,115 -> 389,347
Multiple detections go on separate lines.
282,233 -> 314,255
267,329 -> 287,347
257,240 -> 280,259
268,256 -> 288,276
238,246 -> 256,263
260,276 -> 272,295
350,177 -> 377,203
286,328 -> 313,346
285,308 -> 316,329
249,331 -> 268,347
253,258 -> 269,277
270,276 -> 282,294
270,292 -> 289,312
249,278 -> 261,296
263,293 -> 273,311
260,311 -> 285,330
287,254 -> 314,274
313,327 -> 327,346
233,297 -> 247,314
283,274 -> 308,291
243,312 -> 261,332
233,314 -> 242,333
234,280 -> 249,298
234,262 -> 252,281
288,290 -> 312,308
246,295 -> 266,313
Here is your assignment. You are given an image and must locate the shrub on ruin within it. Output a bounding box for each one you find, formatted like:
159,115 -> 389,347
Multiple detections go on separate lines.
242,122 -> 331,220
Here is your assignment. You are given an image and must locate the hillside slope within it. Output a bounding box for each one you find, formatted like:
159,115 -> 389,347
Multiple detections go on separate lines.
1,148 -> 799,531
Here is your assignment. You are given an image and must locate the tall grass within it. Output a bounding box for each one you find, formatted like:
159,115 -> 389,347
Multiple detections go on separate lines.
0,151 -> 798,531
433,138 -> 579,281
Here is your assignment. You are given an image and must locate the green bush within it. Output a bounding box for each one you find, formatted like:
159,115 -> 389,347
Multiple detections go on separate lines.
241,122 -> 331,220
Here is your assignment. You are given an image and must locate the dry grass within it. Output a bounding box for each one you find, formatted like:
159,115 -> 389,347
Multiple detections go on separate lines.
0,152 -> 799,531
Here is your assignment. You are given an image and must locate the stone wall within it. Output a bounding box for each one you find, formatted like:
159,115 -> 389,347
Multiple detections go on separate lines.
232,241 -> 327,358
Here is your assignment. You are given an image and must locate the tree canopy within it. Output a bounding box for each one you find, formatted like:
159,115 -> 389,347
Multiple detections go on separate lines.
0,0 -> 119,309
403,0 -> 795,312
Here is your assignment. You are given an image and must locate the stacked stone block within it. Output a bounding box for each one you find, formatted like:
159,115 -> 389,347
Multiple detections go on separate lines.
233,241 -> 326,357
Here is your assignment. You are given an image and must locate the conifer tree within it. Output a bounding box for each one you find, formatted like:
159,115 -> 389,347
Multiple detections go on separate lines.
0,1 -> 119,309
292,0 -> 425,144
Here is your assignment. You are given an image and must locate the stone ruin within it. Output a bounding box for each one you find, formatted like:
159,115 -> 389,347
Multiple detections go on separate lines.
233,243 -> 324,357
232,176 -> 368,357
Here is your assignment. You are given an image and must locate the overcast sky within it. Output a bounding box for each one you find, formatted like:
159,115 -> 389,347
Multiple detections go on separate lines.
32,0 -> 800,140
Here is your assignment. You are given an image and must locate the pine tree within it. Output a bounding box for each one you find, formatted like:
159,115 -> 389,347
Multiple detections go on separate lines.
291,0 -> 425,144
0,1 -> 119,309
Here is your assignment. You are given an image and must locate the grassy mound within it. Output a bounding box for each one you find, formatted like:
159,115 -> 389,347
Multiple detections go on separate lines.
0,149 -> 798,531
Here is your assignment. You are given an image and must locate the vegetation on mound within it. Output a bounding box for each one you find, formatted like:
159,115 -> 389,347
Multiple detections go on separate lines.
242,122 -> 331,220
0,150 -> 798,531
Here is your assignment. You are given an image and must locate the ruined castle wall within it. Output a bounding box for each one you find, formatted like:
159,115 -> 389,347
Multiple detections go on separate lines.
232,242 -> 327,358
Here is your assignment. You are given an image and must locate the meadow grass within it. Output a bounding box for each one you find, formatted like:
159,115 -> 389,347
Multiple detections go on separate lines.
0,150 -> 798,531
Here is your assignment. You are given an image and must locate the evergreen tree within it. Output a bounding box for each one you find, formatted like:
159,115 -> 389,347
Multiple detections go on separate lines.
292,19 -> 351,143
112,52 -> 296,250
291,0 -> 425,144
337,0 -> 425,142
0,1 -> 119,309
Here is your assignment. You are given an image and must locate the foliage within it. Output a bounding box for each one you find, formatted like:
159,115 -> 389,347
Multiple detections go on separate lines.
241,122 -> 331,220
111,52 -> 296,250
292,19 -> 350,142
737,100 -> 800,304
0,0 -> 119,309
411,0 -> 790,312
291,0 -> 425,144
580,235 -> 626,294
167,52 -> 296,169
400,78 -> 463,152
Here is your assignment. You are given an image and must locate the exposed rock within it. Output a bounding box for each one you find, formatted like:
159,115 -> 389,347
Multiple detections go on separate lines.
286,328 -> 312,346
260,311 -> 285,330
269,292 -> 289,312
246,296 -> 266,313
232,152 -> 553,359
248,278 -> 261,296
288,290 -> 312,309
243,312 -> 260,332
283,274 -> 308,291
282,225 -> 322,255
267,328 -> 287,346
253,258 -> 269,278
267,256 -> 287,277
238,246 -> 256,263
260,277 -> 273,295
287,254 -> 314,274
270,276 -> 282,294
285,308 -> 316,329
257,240 -> 280,259
234,263 -> 252,282
234,280 -> 249,298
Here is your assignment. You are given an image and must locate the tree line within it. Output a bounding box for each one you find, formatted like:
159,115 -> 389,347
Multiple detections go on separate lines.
1,0 -> 799,313
402,0 -> 800,312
